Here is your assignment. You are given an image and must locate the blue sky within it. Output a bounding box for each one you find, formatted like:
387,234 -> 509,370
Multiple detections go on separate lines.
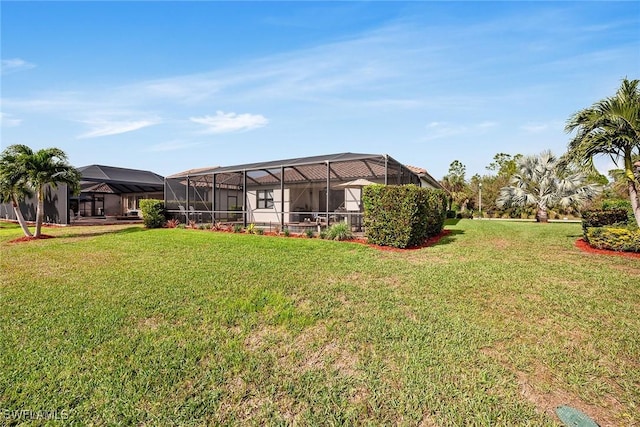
1,1 -> 638,180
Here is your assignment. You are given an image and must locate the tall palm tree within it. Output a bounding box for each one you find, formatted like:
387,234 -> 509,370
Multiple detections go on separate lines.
565,78 -> 640,227
9,145 -> 81,237
0,148 -> 33,236
497,151 -> 601,222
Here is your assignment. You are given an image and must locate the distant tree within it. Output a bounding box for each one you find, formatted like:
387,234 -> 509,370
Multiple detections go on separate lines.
486,153 -> 523,177
497,150 -> 601,222
441,160 -> 470,211
565,78 -> 640,227
8,145 -> 81,237
0,148 -> 33,236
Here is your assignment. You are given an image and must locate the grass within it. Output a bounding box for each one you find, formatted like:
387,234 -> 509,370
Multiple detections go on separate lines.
0,220 -> 638,425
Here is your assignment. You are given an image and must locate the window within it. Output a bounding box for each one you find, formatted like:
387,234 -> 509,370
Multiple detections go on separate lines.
257,190 -> 274,209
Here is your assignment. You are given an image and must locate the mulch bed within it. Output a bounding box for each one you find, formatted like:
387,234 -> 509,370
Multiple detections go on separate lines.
8,234 -> 56,244
575,238 -> 640,259
351,229 -> 452,252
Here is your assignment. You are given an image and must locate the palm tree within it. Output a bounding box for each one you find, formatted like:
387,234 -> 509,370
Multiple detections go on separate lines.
565,78 -> 640,227
9,145 -> 81,237
497,151 -> 601,222
0,148 -> 33,236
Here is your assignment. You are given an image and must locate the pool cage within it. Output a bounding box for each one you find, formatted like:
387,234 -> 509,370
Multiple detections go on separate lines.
164,153 -> 421,231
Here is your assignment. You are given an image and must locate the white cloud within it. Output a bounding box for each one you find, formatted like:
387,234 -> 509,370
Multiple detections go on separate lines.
146,140 -> 202,152
521,120 -> 563,133
521,123 -> 549,133
0,112 -> 22,127
190,111 -> 268,134
78,119 -> 160,139
1,58 -> 36,75
423,121 -> 498,141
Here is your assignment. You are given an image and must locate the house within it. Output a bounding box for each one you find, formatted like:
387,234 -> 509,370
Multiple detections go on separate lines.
1,165 -> 164,225
74,165 -> 164,218
165,152 -> 444,228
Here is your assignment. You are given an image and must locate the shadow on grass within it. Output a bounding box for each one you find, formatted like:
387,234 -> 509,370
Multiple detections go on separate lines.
59,226 -> 146,240
444,218 -> 461,226
433,229 -> 464,246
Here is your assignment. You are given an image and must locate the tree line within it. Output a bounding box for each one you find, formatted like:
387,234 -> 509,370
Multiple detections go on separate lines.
440,78 -> 639,226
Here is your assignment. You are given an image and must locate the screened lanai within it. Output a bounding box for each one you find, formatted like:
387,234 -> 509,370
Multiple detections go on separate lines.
165,152 -> 423,230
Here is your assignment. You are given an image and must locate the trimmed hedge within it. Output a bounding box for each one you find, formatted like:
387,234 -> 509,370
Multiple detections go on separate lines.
581,209 -> 628,241
586,227 -> 640,252
362,184 -> 448,248
139,199 -> 166,229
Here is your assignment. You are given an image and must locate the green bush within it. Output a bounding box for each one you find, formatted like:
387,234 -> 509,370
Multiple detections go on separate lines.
326,222 -> 353,241
362,184 -> 447,248
586,227 -> 640,252
581,209 -> 628,241
139,199 -> 166,229
602,199 -> 636,228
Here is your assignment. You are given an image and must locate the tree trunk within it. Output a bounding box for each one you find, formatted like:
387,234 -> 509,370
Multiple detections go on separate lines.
624,151 -> 640,228
628,179 -> 640,228
11,196 -> 32,237
537,207 -> 549,223
34,185 -> 44,237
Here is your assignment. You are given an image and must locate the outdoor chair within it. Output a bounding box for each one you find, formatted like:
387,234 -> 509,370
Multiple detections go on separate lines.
189,206 -> 202,223
178,205 -> 189,223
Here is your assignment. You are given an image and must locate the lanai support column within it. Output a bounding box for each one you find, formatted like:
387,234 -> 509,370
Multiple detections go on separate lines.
326,161 -> 330,226
243,170 -> 247,227
384,155 -> 388,185
280,166 -> 285,229
186,176 -> 190,224
212,173 -> 216,223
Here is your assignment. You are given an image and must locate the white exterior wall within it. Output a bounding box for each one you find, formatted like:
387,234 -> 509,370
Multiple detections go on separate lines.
344,187 -> 362,211
246,188 -> 290,224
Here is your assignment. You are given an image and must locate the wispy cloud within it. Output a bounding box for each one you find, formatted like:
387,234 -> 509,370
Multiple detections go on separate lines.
190,111 -> 268,134
146,140 -> 203,152
0,112 -> 22,127
78,119 -> 160,139
423,121 -> 498,141
1,58 -> 35,75
520,120 -> 563,133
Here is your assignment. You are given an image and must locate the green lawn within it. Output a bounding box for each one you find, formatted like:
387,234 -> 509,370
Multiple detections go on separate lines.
1,220 -> 638,425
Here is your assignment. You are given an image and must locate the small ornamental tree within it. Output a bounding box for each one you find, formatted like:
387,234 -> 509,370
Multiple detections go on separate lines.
139,199 -> 166,228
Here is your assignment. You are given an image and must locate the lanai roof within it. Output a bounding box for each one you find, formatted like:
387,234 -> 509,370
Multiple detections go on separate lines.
167,152 -> 443,189
78,165 -> 165,193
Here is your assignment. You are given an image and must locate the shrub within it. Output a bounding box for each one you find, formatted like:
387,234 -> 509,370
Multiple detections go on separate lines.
283,227 -> 290,237
304,228 -> 314,238
586,227 -> 640,252
581,209 -> 628,240
446,210 -> 457,219
255,228 -> 264,235
456,212 -> 473,219
363,184 -> 447,248
139,199 -> 165,229
165,218 -> 180,229
233,224 -> 243,233
602,199 -> 636,228
326,222 -> 353,241
246,223 -> 256,234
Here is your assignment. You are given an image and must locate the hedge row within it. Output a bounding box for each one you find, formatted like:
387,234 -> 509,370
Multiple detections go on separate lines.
362,184 -> 448,248
581,209 -> 628,240
586,227 -> 640,252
